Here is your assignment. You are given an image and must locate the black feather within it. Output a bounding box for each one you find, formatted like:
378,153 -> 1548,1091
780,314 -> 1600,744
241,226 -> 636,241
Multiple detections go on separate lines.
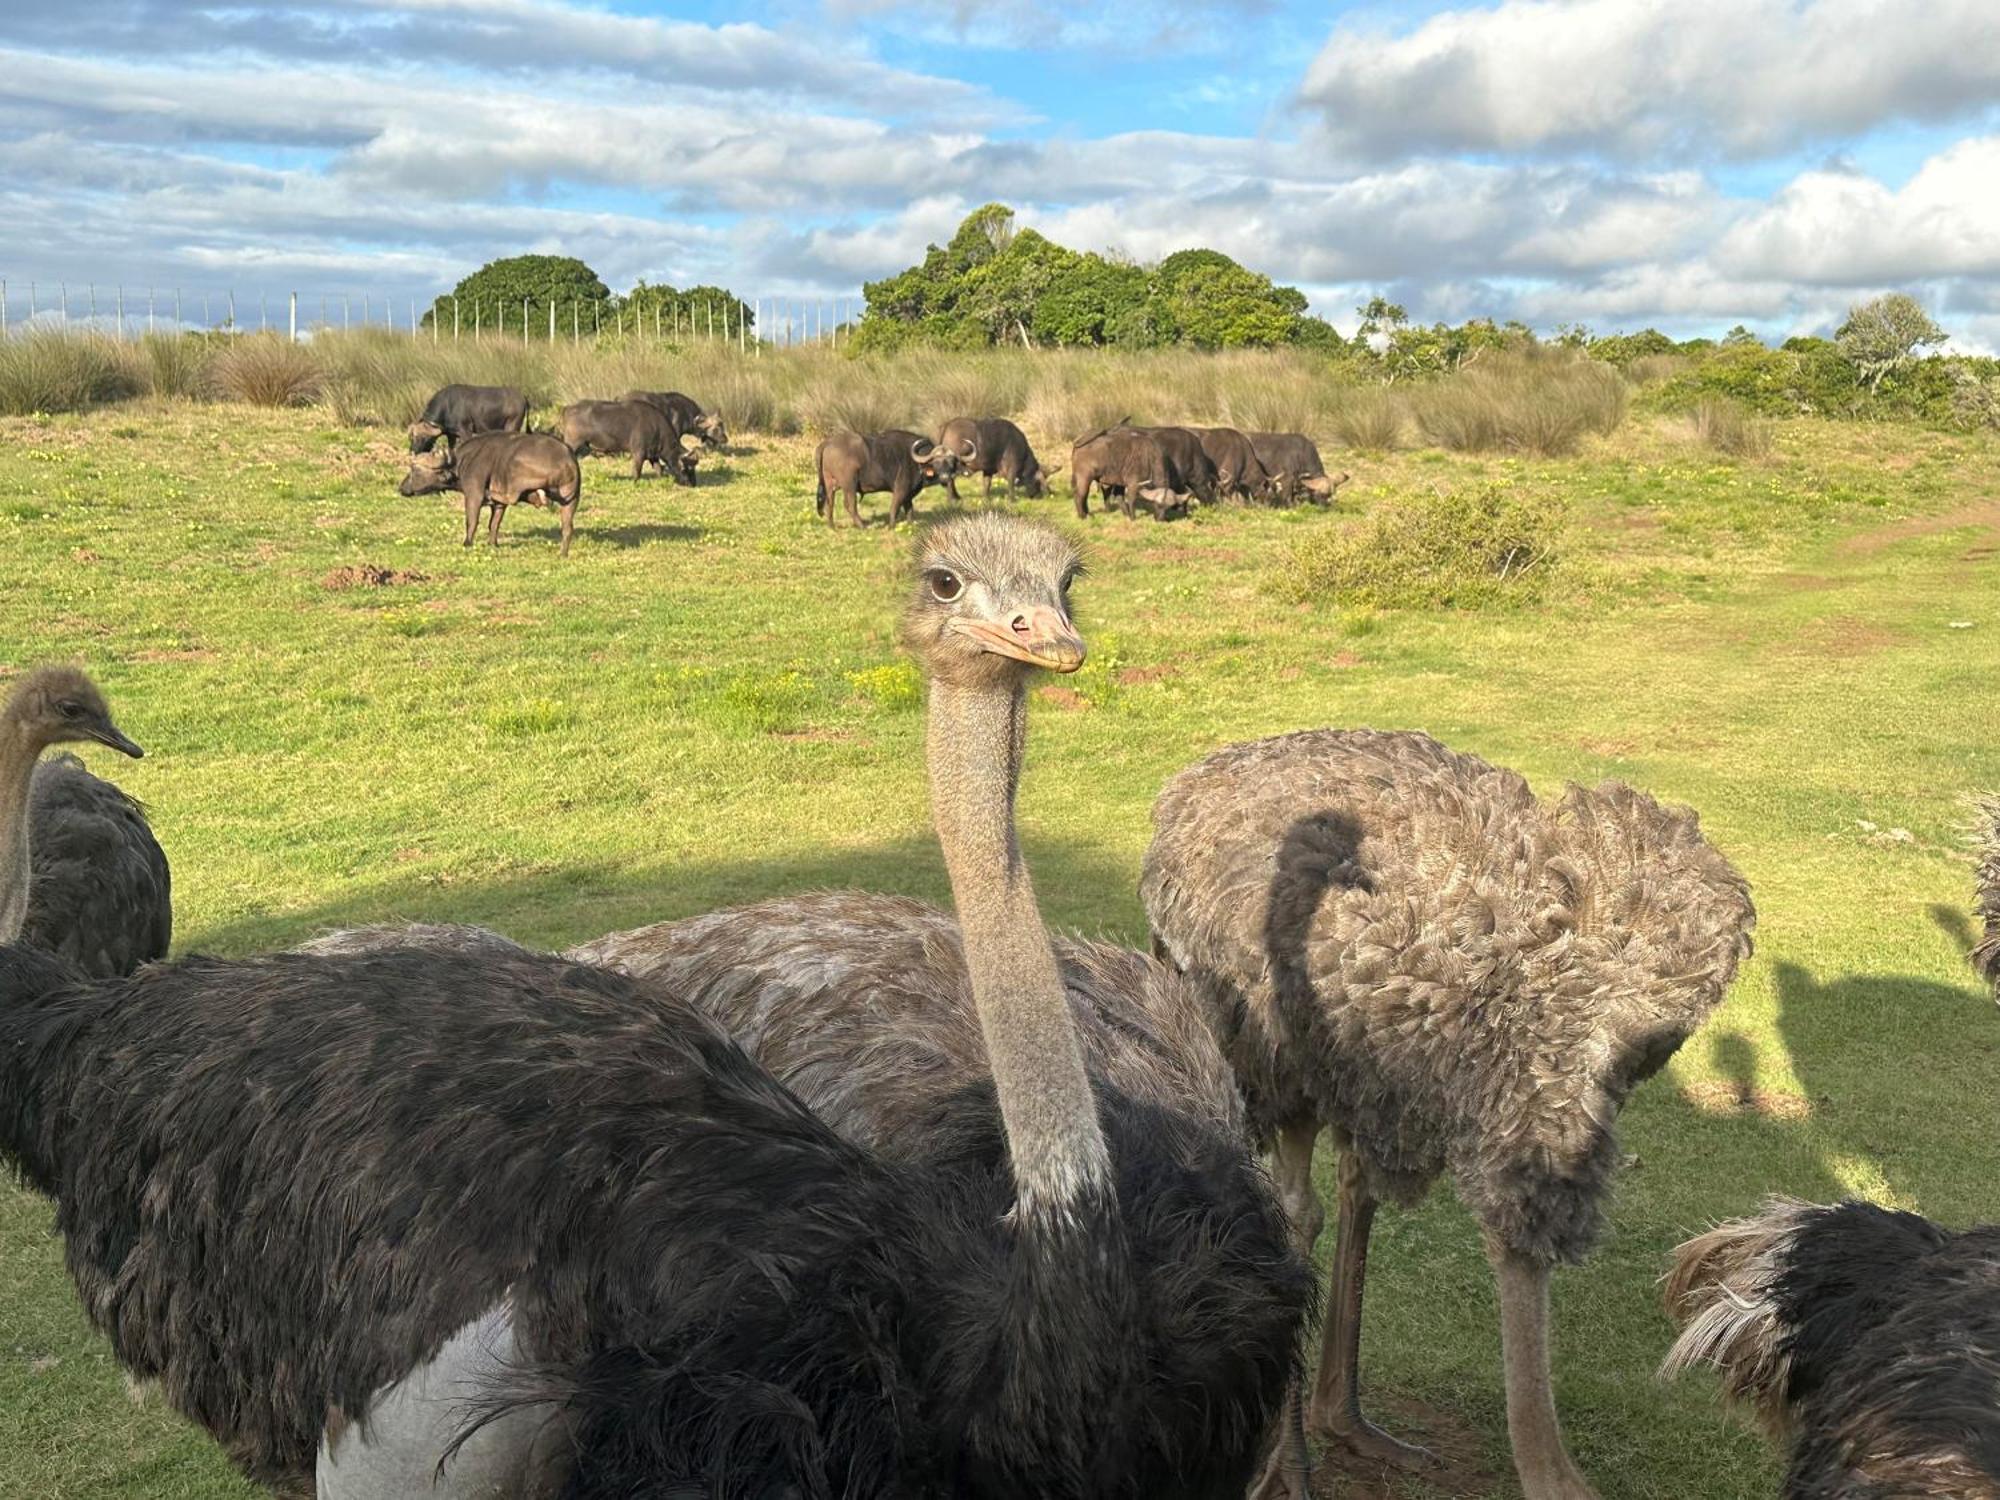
23,754 -> 171,977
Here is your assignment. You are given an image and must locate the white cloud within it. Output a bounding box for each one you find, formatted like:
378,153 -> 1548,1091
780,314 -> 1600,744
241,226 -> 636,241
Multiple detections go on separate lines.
1299,0 -> 2000,162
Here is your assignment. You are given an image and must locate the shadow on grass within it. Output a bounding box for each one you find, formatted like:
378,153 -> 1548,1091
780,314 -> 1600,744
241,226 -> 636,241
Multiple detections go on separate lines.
586,522 -> 705,549
177,830 -> 1146,959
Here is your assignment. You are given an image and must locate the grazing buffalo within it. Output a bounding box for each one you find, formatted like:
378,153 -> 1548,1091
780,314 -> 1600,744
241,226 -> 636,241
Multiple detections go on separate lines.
930,417 -> 1060,501
1196,428 -> 1270,502
557,399 -> 697,484
623,390 -> 727,448
1070,426 -> 1183,521
815,430 -> 957,528
407,384 -> 530,454
1247,431 -> 1348,504
1127,425 -> 1219,506
398,431 -> 582,557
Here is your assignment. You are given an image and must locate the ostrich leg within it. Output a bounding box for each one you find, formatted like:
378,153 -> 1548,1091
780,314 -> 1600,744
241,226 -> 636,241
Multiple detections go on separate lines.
1306,1151 -> 1437,1468
1492,1248 -> 1599,1500
1247,1118 -> 1322,1500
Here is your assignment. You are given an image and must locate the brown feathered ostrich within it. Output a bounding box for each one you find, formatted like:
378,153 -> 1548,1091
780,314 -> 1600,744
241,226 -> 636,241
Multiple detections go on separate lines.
0,667 -> 168,976
1663,1197 -> 2000,1498
1141,728 -> 1755,1500
1975,794 -> 1999,1000
1,517 -> 1304,1500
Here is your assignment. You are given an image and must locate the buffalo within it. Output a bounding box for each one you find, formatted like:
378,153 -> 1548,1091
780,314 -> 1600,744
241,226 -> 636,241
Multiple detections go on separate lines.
1070,426 -> 1184,521
398,431 -> 582,557
1247,432 -> 1348,504
407,384 -> 530,454
557,399 -> 698,485
1126,425 -> 1219,506
929,417 -> 1060,501
815,430 -> 957,528
623,390 -> 727,448
1196,428 -> 1270,502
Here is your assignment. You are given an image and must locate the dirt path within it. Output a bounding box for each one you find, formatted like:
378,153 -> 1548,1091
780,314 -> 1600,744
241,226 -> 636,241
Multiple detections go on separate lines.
1833,496 -> 2000,557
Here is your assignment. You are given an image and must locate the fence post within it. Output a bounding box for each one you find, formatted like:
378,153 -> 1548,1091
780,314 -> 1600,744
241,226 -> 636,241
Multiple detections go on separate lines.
289,292 -> 298,343
548,296 -> 555,341
572,300 -> 578,344
1,281 -> 6,339
261,290 -> 267,333
474,300 -> 481,341
228,289 -> 236,331
115,285 -> 124,340
88,284 -> 95,323
453,297 -> 460,340
176,288 -> 183,329
27,282 -> 35,323
203,291 -> 210,328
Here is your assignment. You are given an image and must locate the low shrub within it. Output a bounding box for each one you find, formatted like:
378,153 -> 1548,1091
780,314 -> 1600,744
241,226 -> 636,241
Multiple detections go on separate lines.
1271,485 -> 1567,609
0,331 -> 145,414
1690,398 -> 1775,459
209,334 -> 322,407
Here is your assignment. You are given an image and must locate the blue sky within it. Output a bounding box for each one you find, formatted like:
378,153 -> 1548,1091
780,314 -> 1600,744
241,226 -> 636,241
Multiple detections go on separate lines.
2,0 -> 1998,346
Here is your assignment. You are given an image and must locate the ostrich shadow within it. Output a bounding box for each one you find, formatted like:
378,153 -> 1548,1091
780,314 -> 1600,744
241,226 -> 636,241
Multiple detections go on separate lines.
178,829 -> 1149,960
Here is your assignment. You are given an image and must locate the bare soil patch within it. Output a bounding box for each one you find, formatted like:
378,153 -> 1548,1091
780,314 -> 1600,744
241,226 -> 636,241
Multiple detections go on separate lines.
1310,1396 -> 1499,1499
1116,664 -> 1178,686
1680,1081 -> 1813,1121
321,564 -> 432,590
1835,498 -> 2000,557
1038,685 -> 1090,711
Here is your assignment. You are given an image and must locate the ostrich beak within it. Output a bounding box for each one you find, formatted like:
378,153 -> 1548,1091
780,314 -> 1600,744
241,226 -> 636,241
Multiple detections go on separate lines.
92,722 -> 145,758
949,605 -> 1085,673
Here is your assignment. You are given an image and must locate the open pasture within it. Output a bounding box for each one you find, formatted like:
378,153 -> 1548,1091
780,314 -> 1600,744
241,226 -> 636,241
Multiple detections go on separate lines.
0,397 -> 1995,1499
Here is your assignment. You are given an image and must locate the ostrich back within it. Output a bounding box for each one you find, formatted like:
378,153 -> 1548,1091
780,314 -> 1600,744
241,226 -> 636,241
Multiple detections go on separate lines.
23,755 -> 171,977
1665,1199 -> 2000,1499
1975,795 -> 2000,998
1142,728 -> 1754,1263
570,890 -> 1247,1146
0,940 -> 1306,1499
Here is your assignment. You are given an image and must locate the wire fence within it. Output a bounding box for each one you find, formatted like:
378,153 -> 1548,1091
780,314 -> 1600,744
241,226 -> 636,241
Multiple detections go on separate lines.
0,280 -> 864,351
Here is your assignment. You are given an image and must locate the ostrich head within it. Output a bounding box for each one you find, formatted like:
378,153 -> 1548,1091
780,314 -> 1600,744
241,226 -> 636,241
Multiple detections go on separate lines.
900,512 -> 1085,690
3,667 -> 144,759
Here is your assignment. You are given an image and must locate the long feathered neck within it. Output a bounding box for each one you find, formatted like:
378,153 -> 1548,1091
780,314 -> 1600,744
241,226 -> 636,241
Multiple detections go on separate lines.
926,673 -> 1110,1218
0,712 -> 41,946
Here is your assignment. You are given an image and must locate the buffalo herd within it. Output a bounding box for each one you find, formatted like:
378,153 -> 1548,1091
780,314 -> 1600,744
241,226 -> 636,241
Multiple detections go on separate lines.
394,383 -> 1347,552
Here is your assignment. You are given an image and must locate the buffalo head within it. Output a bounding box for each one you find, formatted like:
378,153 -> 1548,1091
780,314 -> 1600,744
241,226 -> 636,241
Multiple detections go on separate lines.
398,448 -> 456,496
912,436 -> 959,481
408,419 -> 446,455
696,412 -> 728,448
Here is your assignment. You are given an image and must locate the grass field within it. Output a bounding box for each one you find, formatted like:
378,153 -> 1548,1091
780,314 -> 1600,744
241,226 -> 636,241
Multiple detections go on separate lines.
0,399 -> 1995,1499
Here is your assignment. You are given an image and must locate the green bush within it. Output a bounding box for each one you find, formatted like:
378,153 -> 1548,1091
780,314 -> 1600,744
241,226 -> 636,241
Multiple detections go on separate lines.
1272,485 -> 1567,609
139,333 -> 215,400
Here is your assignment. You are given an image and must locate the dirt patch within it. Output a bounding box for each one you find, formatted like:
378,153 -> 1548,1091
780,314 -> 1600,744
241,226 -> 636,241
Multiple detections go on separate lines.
1773,571 -> 1849,592
1680,1081 -> 1813,1121
1835,498 -> 2000,557
321,564 -> 432,591
71,547 -> 99,564
133,648 -> 217,664
1788,615 -> 1907,659
1116,664 -> 1178,686
1310,1396 -> 1499,1500
1037,685 -> 1090,711
1330,651 -> 1363,669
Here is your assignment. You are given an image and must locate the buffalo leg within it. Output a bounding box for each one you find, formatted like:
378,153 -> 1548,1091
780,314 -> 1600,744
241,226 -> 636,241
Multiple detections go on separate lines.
1073,478 -> 1091,519
462,490 -> 480,548
487,499 -> 506,548
557,498 -> 576,558
1306,1151 -> 1437,1468
982,473 -> 993,502
946,474 -> 961,502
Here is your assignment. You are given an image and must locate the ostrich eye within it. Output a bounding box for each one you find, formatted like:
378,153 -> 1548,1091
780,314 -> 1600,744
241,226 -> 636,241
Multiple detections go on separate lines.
58,701 -> 85,720
927,569 -> 963,602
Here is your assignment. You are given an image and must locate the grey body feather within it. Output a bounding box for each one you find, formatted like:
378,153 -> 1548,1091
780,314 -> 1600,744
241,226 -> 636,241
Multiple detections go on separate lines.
572,890 -> 1246,1147
1142,727 -> 1754,1263
1974,795 -> 1999,1000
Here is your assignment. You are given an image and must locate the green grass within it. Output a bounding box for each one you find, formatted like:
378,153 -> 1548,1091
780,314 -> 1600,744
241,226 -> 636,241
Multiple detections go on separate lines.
1,403 -> 1996,1499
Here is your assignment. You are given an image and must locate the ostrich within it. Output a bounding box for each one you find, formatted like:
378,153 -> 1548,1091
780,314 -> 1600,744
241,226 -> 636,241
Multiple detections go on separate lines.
1141,728 -> 1755,1500
1975,794 -> 1999,999
0,666 -> 168,976
1,517 -> 1305,1500
1663,1197 -> 2000,1498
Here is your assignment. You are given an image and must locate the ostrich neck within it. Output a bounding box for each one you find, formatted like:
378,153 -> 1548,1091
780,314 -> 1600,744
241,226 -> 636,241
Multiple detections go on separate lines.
0,723 -> 39,945
927,674 -> 1110,1216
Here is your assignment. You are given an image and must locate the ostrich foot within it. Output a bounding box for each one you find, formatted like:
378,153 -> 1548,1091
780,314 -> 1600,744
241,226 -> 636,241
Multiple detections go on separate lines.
1312,1412 -> 1438,1471
1246,1444 -> 1310,1500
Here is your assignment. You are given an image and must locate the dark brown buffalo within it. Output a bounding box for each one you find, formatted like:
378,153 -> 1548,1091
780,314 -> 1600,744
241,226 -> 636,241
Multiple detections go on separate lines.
1196,428 -> 1270,502
1127,425 -> 1219,505
1070,427 -> 1182,521
407,384 -> 530,454
1247,431 -> 1348,503
929,417 -> 1059,501
398,431 -> 582,557
557,399 -> 697,484
814,429 -> 957,528
622,390 -> 728,448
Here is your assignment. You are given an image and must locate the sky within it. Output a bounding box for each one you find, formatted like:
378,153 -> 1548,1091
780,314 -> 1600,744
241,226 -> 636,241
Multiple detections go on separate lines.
2,0 -> 1999,346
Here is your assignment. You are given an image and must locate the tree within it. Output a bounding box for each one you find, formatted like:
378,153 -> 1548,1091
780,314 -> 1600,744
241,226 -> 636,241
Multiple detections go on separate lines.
1836,293 -> 1947,391
622,281 -> 754,340
426,255 -> 609,337
1149,251 -> 1303,349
